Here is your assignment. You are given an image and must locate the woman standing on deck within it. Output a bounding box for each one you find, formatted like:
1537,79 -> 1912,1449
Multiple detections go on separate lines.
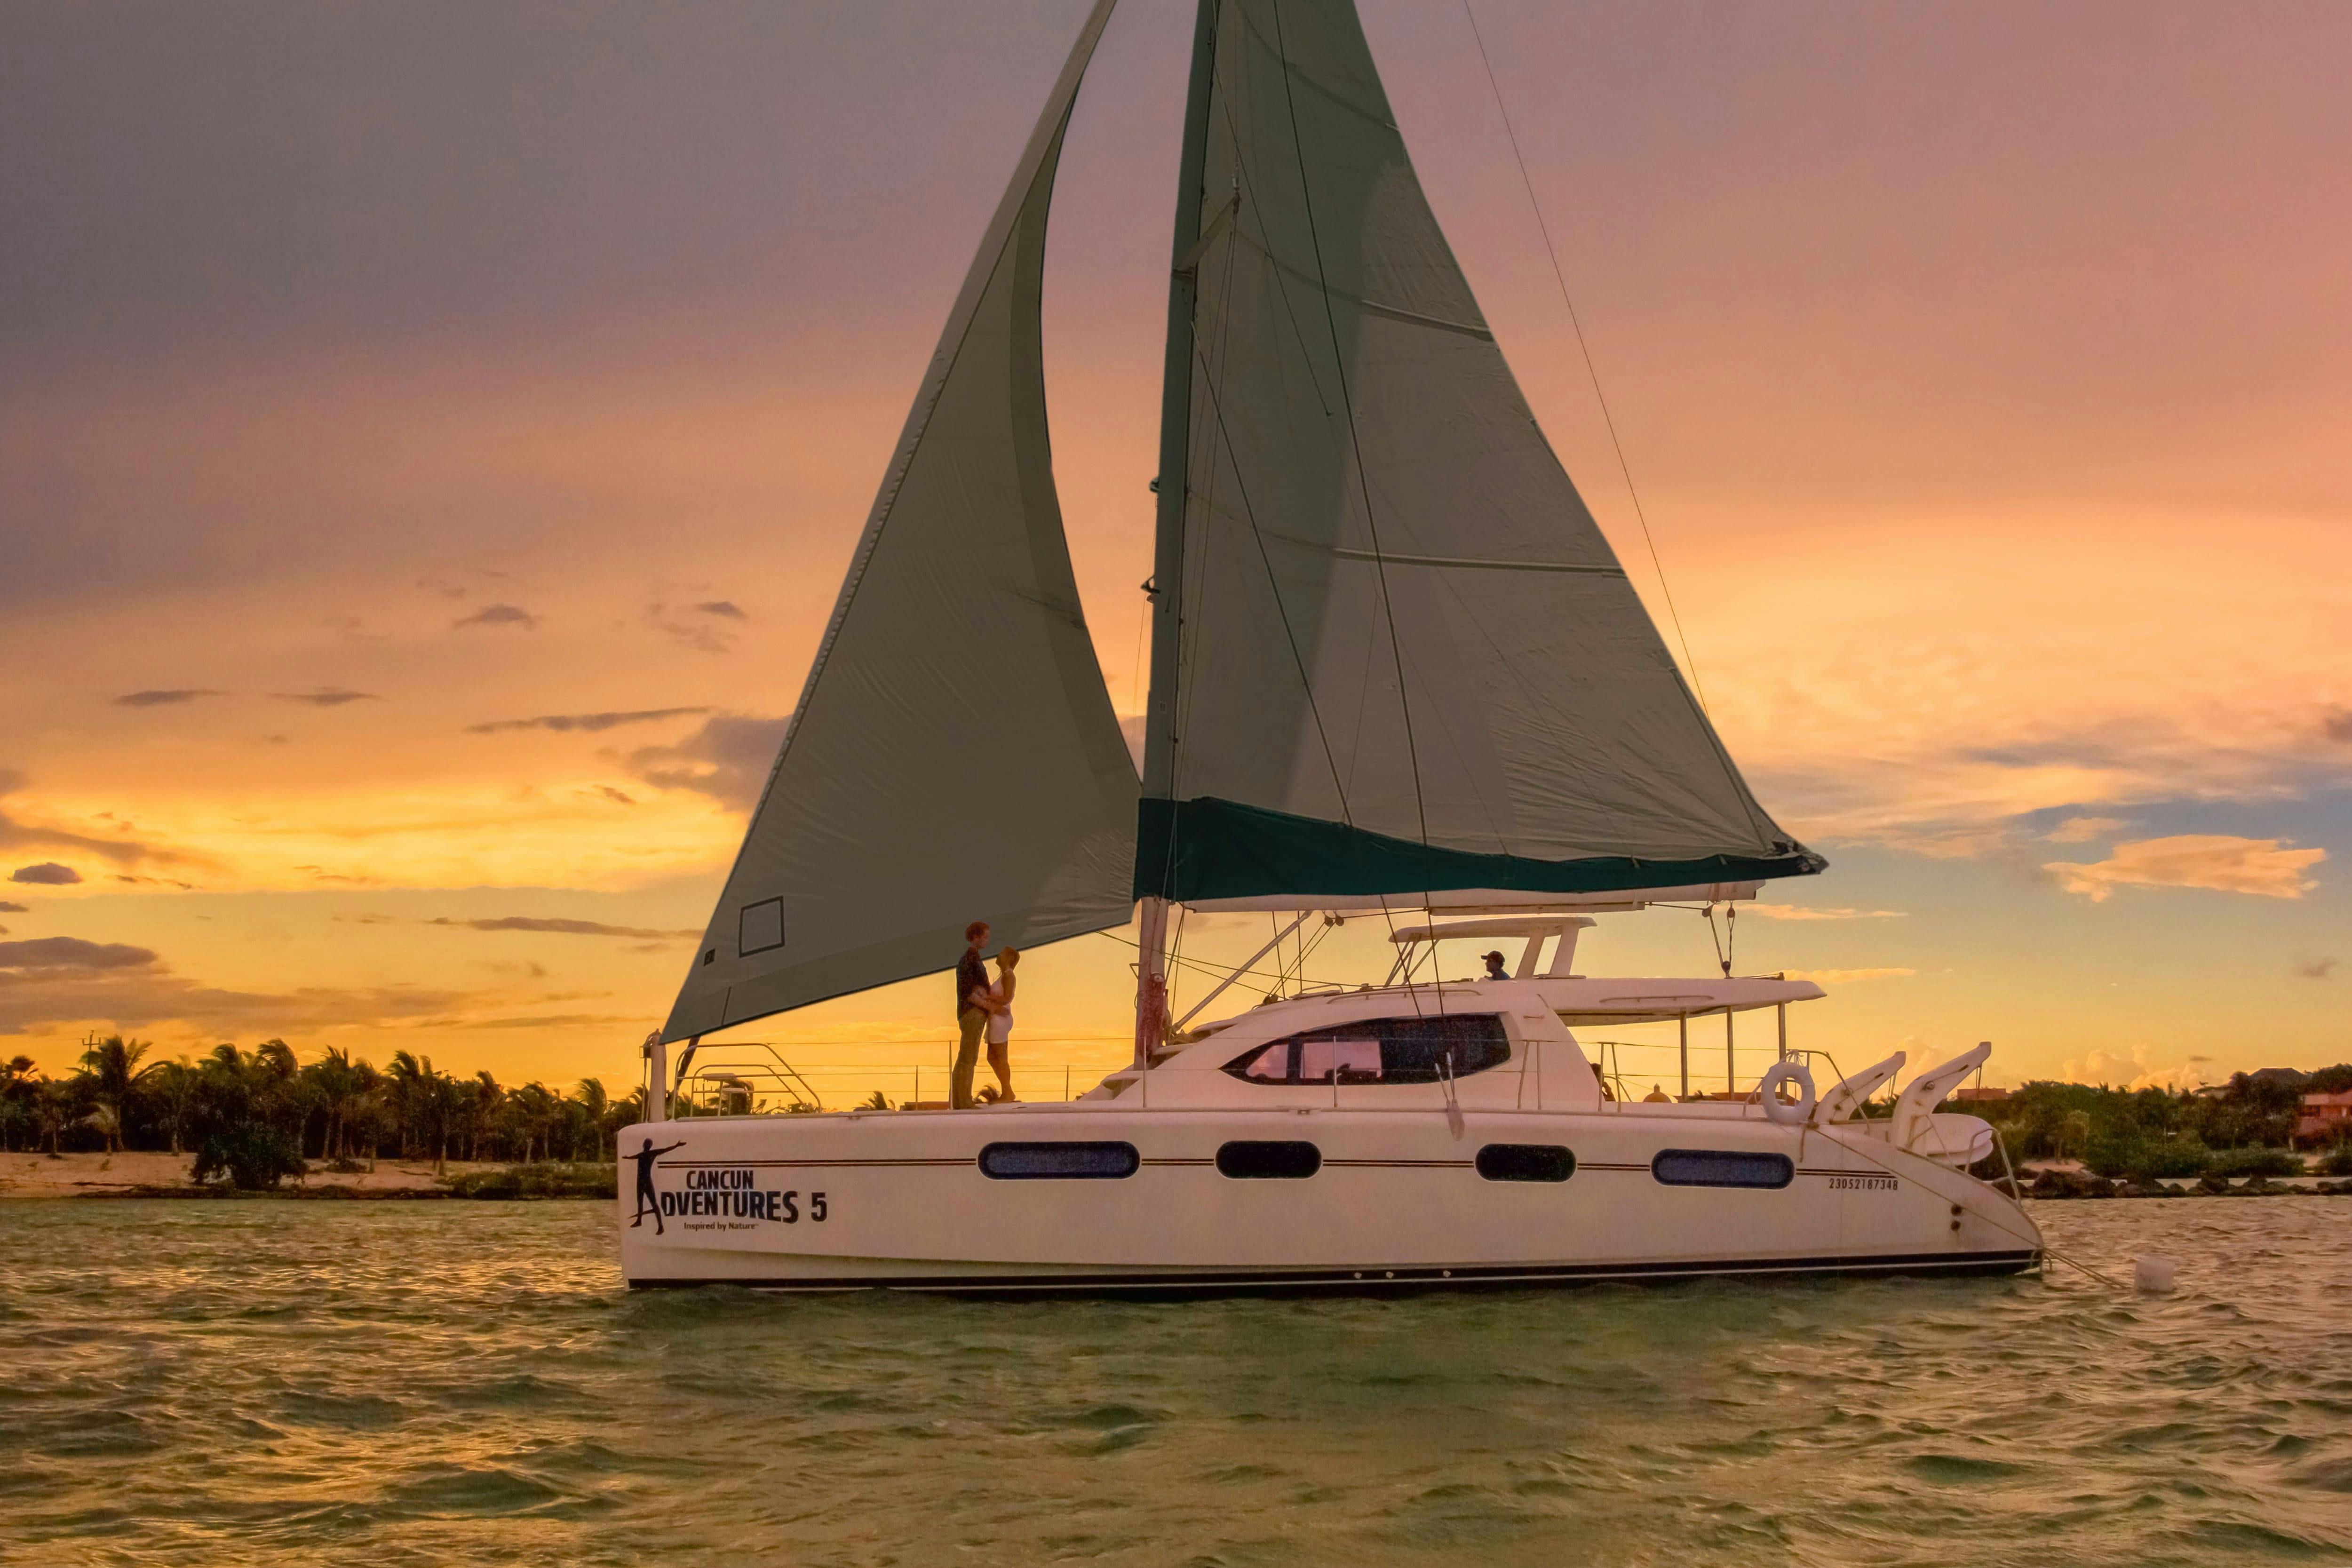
984,947 -> 1019,1102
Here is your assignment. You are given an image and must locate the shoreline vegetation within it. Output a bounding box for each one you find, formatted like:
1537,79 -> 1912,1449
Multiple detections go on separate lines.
1,1034 -> 640,1195
1955,1069 -> 2352,1197
0,1149 -> 615,1201
6,1035 -> 2348,1203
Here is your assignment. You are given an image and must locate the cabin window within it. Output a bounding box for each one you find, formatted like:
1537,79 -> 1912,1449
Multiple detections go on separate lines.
1651,1149 -> 1794,1190
978,1141 -> 1140,1180
1221,1015 -> 1510,1085
1476,1143 -> 1575,1183
1232,1040 -> 1293,1082
1215,1140 -> 1321,1179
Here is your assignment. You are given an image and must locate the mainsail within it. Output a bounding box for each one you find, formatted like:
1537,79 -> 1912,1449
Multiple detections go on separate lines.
663,0 -> 1821,1044
662,0 -> 1136,1043
1135,0 -> 1821,903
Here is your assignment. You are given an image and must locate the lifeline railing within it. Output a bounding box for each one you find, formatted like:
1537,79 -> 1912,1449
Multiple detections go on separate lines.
667,1043 -> 1127,1116
672,1042 -> 826,1118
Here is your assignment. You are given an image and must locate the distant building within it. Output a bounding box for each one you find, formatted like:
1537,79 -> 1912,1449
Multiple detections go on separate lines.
2293,1090 -> 2352,1147
2196,1067 -> 2312,1098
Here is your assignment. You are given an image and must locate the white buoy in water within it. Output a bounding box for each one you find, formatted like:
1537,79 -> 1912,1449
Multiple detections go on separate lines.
2134,1255 -> 2177,1293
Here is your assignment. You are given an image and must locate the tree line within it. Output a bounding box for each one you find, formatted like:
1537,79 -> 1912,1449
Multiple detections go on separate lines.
1971,1067 -> 2352,1181
0,1036 -> 643,1187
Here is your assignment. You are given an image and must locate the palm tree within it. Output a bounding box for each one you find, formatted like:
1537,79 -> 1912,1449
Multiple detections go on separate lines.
506,1082 -> 560,1163
573,1079 -> 610,1161
384,1052 -> 459,1173
78,1102 -> 121,1151
34,1077 -> 74,1157
600,1086 -> 645,1160
307,1047 -> 367,1161
425,1068 -> 459,1176
2,1055 -> 40,1151
469,1070 -> 504,1162
344,1064 -> 388,1171
76,1034 -> 154,1153
386,1051 -> 429,1159
148,1057 -> 199,1156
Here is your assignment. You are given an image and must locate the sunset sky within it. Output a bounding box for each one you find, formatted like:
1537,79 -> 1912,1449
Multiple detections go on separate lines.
4,0 -> 2346,1101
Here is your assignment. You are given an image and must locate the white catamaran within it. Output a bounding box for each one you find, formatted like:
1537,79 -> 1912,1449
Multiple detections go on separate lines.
617,0 -> 2043,1292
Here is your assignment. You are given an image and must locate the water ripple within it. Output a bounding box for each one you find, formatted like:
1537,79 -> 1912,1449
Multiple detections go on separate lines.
2,1198 -> 2348,1565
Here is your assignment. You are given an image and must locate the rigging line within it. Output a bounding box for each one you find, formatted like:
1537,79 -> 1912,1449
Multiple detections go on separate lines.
1263,0 -> 1438,1019
1088,930 -> 1287,993
1267,0 -> 1430,857
1155,67 -> 1237,900
1456,0 -> 1708,716
1190,334 -> 1356,823
1128,591 -> 1150,719
1207,49 -> 1385,818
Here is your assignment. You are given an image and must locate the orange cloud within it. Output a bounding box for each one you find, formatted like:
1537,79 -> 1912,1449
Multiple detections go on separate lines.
2060,1044 -> 2213,1092
1783,967 -> 1916,986
1745,904 -> 1905,921
2043,815 -> 2126,844
2045,836 -> 2326,902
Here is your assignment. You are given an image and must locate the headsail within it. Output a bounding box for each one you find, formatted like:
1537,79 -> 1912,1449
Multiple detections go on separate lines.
663,0 -> 1136,1043
1136,0 -> 1820,904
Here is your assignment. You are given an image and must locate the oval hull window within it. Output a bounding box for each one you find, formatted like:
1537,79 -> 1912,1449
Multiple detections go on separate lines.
1476,1144 -> 1575,1183
978,1141 -> 1140,1179
1651,1149 -> 1794,1189
1215,1140 -> 1321,1179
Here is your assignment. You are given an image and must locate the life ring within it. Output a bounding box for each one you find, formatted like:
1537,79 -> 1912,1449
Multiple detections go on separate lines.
1757,1061 -> 1816,1127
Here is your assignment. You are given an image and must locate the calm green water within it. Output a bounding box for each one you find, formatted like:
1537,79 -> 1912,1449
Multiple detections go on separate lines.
2,1199 -> 2346,1568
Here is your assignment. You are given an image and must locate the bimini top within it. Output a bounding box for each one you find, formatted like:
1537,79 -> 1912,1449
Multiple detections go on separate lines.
1181,975 -> 1825,1040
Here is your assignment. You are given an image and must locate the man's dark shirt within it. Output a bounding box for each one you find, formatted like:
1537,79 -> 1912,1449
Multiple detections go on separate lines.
956,948 -> 990,1018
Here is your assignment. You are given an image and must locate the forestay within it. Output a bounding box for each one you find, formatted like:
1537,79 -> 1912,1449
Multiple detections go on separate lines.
663,0 -> 1136,1043
1135,0 -> 1820,903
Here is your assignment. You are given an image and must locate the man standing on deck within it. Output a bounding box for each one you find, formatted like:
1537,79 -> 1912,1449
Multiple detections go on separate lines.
952,921 -> 993,1108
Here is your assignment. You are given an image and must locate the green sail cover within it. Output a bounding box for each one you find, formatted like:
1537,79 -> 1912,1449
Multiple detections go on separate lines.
664,0 -> 1136,1043
1137,0 -> 1818,903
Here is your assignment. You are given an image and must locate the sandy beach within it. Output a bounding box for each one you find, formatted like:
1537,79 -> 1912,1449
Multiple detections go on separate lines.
0,1150 -> 526,1199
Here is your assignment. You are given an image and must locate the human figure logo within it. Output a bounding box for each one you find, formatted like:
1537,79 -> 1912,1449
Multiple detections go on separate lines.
629,1136 -> 687,1234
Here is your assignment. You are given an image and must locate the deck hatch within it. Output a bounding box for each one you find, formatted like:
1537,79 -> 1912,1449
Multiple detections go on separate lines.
1651,1149 -> 1795,1190
978,1141 -> 1140,1180
1215,1140 -> 1321,1179
1476,1144 -> 1575,1182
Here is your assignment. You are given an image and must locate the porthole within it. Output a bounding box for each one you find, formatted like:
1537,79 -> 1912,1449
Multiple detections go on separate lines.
1215,1140 -> 1321,1179
977,1141 -> 1139,1180
1651,1149 -> 1794,1190
1476,1143 -> 1575,1182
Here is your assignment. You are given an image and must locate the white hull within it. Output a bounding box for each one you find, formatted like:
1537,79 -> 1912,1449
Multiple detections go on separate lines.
616,1101 -> 2041,1294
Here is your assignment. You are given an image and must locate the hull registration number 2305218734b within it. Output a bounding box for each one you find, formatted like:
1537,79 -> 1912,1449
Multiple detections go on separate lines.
1827,1175 -> 1899,1193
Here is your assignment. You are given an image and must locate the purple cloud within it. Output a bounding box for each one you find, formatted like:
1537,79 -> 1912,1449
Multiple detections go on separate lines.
114,689 -> 228,707
455,604 -> 539,631
273,688 -> 381,707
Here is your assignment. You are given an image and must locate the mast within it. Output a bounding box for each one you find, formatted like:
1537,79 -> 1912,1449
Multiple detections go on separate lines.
1134,0 -> 1221,1067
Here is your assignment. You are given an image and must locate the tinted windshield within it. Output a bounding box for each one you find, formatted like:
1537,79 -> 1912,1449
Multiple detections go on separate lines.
1224,1015 -> 1510,1085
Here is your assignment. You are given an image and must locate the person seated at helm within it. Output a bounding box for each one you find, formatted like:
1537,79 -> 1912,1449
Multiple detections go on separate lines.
1480,949 -> 1509,981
